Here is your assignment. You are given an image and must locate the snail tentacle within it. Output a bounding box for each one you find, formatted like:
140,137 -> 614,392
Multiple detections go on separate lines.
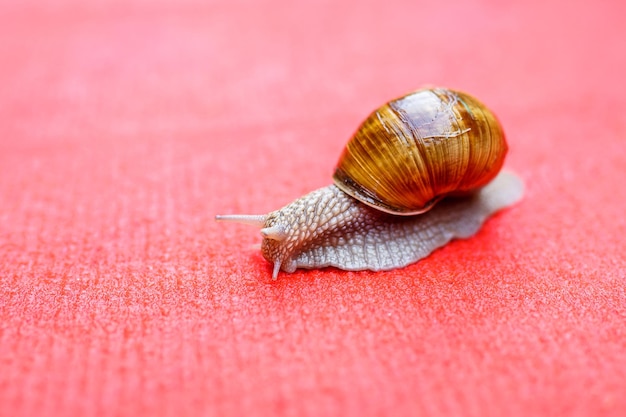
272,261 -> 282,280
261,225 -> 287,241
215,214 -> 267,227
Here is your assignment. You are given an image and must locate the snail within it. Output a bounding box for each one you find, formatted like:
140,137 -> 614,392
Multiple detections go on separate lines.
216,87 -> 523,279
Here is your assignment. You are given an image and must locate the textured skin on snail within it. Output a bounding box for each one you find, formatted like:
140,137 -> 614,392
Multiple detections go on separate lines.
258,171 -> 522,278
334,88 -> 507,215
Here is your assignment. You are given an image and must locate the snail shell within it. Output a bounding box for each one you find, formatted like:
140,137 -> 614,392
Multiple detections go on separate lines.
334,88 -> 507,214
216,87 -> 522,279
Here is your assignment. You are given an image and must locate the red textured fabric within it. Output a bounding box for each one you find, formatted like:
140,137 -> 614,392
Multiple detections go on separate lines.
1,1 -> 625,416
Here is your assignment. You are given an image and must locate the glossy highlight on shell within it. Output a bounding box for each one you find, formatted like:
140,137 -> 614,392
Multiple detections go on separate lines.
333,88 -> 508,215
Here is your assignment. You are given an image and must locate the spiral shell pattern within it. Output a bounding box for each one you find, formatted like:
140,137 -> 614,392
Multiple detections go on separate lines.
333,88 -> 507,215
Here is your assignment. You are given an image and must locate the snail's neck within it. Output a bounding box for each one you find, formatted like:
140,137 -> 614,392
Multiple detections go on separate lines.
260,184 -> 365,276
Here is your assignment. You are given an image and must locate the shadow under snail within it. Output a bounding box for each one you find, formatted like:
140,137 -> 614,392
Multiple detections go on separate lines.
216,87 -> 523,279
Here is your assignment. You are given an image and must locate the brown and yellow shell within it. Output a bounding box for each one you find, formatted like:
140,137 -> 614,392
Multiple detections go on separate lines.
333,87 -> 508,215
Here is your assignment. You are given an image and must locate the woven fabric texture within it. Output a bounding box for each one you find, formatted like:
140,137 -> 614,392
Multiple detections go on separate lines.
1,1 -> 625,416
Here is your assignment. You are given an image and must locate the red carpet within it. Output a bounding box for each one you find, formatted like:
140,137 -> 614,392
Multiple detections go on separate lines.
1,1 -> 625,416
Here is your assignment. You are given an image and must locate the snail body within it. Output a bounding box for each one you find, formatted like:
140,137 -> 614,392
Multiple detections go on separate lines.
217,87 -> 523,279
